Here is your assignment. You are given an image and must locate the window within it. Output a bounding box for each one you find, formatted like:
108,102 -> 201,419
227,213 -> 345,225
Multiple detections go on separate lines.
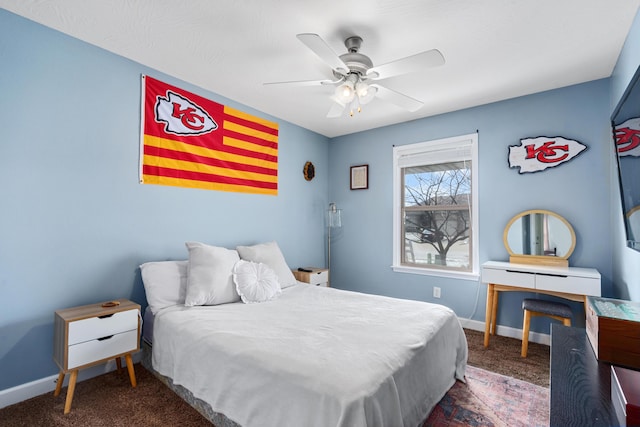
392,133 -> 479,279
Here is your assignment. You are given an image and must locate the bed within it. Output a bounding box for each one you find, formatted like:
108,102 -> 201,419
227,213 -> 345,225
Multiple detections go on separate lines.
140,241 -> 468,427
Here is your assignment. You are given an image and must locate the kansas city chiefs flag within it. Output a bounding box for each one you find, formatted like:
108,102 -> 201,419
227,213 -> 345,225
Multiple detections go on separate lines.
140,75 -> 278,195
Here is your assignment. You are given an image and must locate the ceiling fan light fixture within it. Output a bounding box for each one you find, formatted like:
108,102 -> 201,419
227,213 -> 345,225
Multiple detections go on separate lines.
355,81 -> 368,97
335,80 -> 355,103
356,81 -> 377,105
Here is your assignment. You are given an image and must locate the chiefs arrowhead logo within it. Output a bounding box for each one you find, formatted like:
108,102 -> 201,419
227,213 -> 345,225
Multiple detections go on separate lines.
155,91 -> 217,136
614,117 -> 640,157
508,136 -> 587,174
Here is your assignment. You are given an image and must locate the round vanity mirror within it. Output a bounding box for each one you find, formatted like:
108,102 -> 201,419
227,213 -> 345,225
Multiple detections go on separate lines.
503,209 -> 576,266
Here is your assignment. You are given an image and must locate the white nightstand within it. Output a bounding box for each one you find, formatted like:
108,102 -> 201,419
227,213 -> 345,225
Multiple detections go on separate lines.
293,267 -> 329,287
53,299 -> 140,414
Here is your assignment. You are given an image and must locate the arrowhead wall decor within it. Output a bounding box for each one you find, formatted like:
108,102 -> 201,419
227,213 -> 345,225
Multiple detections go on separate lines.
508,136 -> 587,174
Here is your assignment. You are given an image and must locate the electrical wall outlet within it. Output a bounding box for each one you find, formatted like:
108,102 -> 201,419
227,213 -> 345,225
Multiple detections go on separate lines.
433,287 -> 441,298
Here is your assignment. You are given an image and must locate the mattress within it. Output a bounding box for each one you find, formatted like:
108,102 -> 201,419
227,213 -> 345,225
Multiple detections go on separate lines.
152,284 -> 467,427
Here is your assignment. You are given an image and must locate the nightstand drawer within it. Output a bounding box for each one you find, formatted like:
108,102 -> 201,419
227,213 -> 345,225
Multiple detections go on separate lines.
68,309 -> 138,345
293,268 -> 329,286
307,270 -> 328,285
68,329 -> 138,369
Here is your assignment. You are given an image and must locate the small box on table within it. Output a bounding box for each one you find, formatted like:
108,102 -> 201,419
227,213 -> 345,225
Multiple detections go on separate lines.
586,296 -> 640,370
611,365 -> 640,427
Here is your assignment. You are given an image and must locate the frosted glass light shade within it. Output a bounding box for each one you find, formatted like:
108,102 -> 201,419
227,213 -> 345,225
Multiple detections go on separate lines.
334,81 -> 355,104
328,202 -> 342,228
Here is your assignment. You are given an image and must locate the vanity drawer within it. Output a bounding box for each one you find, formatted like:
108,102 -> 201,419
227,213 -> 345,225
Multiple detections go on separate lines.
536,274 -> 601,296
67,329 -> 138,369
68,309 -> 139,345
482,267 -> 535,288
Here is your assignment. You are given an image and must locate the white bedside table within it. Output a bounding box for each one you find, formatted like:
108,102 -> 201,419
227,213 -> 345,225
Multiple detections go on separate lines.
53,299 -> 140,414
293,267 -> 329,287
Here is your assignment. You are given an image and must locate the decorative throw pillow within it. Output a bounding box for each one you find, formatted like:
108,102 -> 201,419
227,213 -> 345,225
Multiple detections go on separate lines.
236,241 -> 297,289
140,260 -> 188,314
184,242 -> 240,306
233,260 -> 281,304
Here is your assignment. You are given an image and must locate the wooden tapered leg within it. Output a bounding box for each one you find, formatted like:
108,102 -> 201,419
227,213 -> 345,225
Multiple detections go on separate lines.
484,284 -> 494,347
53,372 -> 65,397
125,353 -> 137,388
521,310 -> 531,358
63,370 -> 78,414
116,357 -> 122,372
491,289 -> 499,335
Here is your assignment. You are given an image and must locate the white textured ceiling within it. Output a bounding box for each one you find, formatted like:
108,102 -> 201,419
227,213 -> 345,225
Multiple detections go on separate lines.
2,0 -> 639,138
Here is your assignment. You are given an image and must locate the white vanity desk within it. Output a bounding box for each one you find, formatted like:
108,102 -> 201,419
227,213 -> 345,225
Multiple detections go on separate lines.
481,260 -> 601,347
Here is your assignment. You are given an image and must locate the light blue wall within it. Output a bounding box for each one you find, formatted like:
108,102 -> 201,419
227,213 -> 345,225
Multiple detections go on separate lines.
328,79 -> 613,333
0,9 -> 329,390
610,7 -> 640,302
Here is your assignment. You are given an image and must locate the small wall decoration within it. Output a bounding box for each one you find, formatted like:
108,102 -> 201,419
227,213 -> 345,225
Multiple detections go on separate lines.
508,136 -> 587,174
614,117 -> 640,157
303,161 -> 315,181
350,164 -> 369,190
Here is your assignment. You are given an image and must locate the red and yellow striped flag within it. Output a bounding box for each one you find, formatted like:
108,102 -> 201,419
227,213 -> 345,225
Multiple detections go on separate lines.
140,75 -> 278,195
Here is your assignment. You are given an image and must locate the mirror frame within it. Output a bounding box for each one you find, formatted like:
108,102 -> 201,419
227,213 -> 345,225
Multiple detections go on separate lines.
627,205 -> 640,243
503,209 -> 576,267
612,63 -> 640,251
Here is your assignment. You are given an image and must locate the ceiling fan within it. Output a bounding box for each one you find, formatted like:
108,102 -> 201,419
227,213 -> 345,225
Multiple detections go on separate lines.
265,33 -> 445,118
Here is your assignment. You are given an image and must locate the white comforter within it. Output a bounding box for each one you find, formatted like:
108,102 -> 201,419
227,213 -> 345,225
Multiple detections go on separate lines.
152,284 -> 467,427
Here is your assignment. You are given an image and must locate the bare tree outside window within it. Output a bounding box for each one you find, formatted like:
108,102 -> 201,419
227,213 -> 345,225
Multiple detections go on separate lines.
402,161 -> 471,270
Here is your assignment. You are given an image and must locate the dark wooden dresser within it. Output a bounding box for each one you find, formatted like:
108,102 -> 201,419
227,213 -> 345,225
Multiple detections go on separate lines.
550,324 -> 618,426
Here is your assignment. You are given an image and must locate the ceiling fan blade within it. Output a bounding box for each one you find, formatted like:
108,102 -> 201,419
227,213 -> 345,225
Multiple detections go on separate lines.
327,101 -> 346,118
372,84 -> 424,112
367,49 -> 445,80
297,33 -> 349,73
263,78 -> 338,87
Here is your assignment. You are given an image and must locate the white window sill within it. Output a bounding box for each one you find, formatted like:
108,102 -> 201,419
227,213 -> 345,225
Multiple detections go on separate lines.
391,264 -> 479,281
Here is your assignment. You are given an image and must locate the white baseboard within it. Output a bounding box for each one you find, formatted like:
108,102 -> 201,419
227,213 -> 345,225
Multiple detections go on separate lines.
458,317 -> 550,346
0,352 -> 142,410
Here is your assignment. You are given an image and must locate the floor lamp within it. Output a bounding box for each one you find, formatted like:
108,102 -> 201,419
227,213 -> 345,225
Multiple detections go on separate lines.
327,202 -> 342,286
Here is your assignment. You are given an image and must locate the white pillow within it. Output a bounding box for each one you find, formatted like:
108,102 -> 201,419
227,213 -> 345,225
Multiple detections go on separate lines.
233,260 -> 281,304
236,241 -> 297,289
140,260 -> 188,314
185,242 -> 240,306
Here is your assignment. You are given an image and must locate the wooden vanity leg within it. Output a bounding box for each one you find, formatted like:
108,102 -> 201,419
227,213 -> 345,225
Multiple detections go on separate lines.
484,283 -> 494,347
491,288 -> 499,335
125,353 -> 137,388
63,369 -> 78,415
53,372 -> 65,397
116,357 -> 122,372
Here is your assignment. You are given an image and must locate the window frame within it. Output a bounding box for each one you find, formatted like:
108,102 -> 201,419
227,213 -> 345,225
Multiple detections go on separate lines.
392,133 -> 479,280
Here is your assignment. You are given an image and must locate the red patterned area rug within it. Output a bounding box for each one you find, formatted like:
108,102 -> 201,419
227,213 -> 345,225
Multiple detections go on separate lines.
423,365 -> 549,427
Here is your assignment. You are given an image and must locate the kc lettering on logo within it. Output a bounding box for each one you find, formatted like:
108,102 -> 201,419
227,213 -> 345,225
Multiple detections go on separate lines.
614,118 -> 640,157
525,141 -> 569,164
172,103 -> 205,131
616,127 -> 640,154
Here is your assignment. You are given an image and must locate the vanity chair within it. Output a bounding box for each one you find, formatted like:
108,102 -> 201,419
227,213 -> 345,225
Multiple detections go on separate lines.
481,209 -> 601,351
521,297 -> 571,357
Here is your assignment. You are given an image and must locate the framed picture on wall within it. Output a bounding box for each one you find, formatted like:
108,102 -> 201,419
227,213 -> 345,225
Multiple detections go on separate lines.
350,165 -> 369,190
